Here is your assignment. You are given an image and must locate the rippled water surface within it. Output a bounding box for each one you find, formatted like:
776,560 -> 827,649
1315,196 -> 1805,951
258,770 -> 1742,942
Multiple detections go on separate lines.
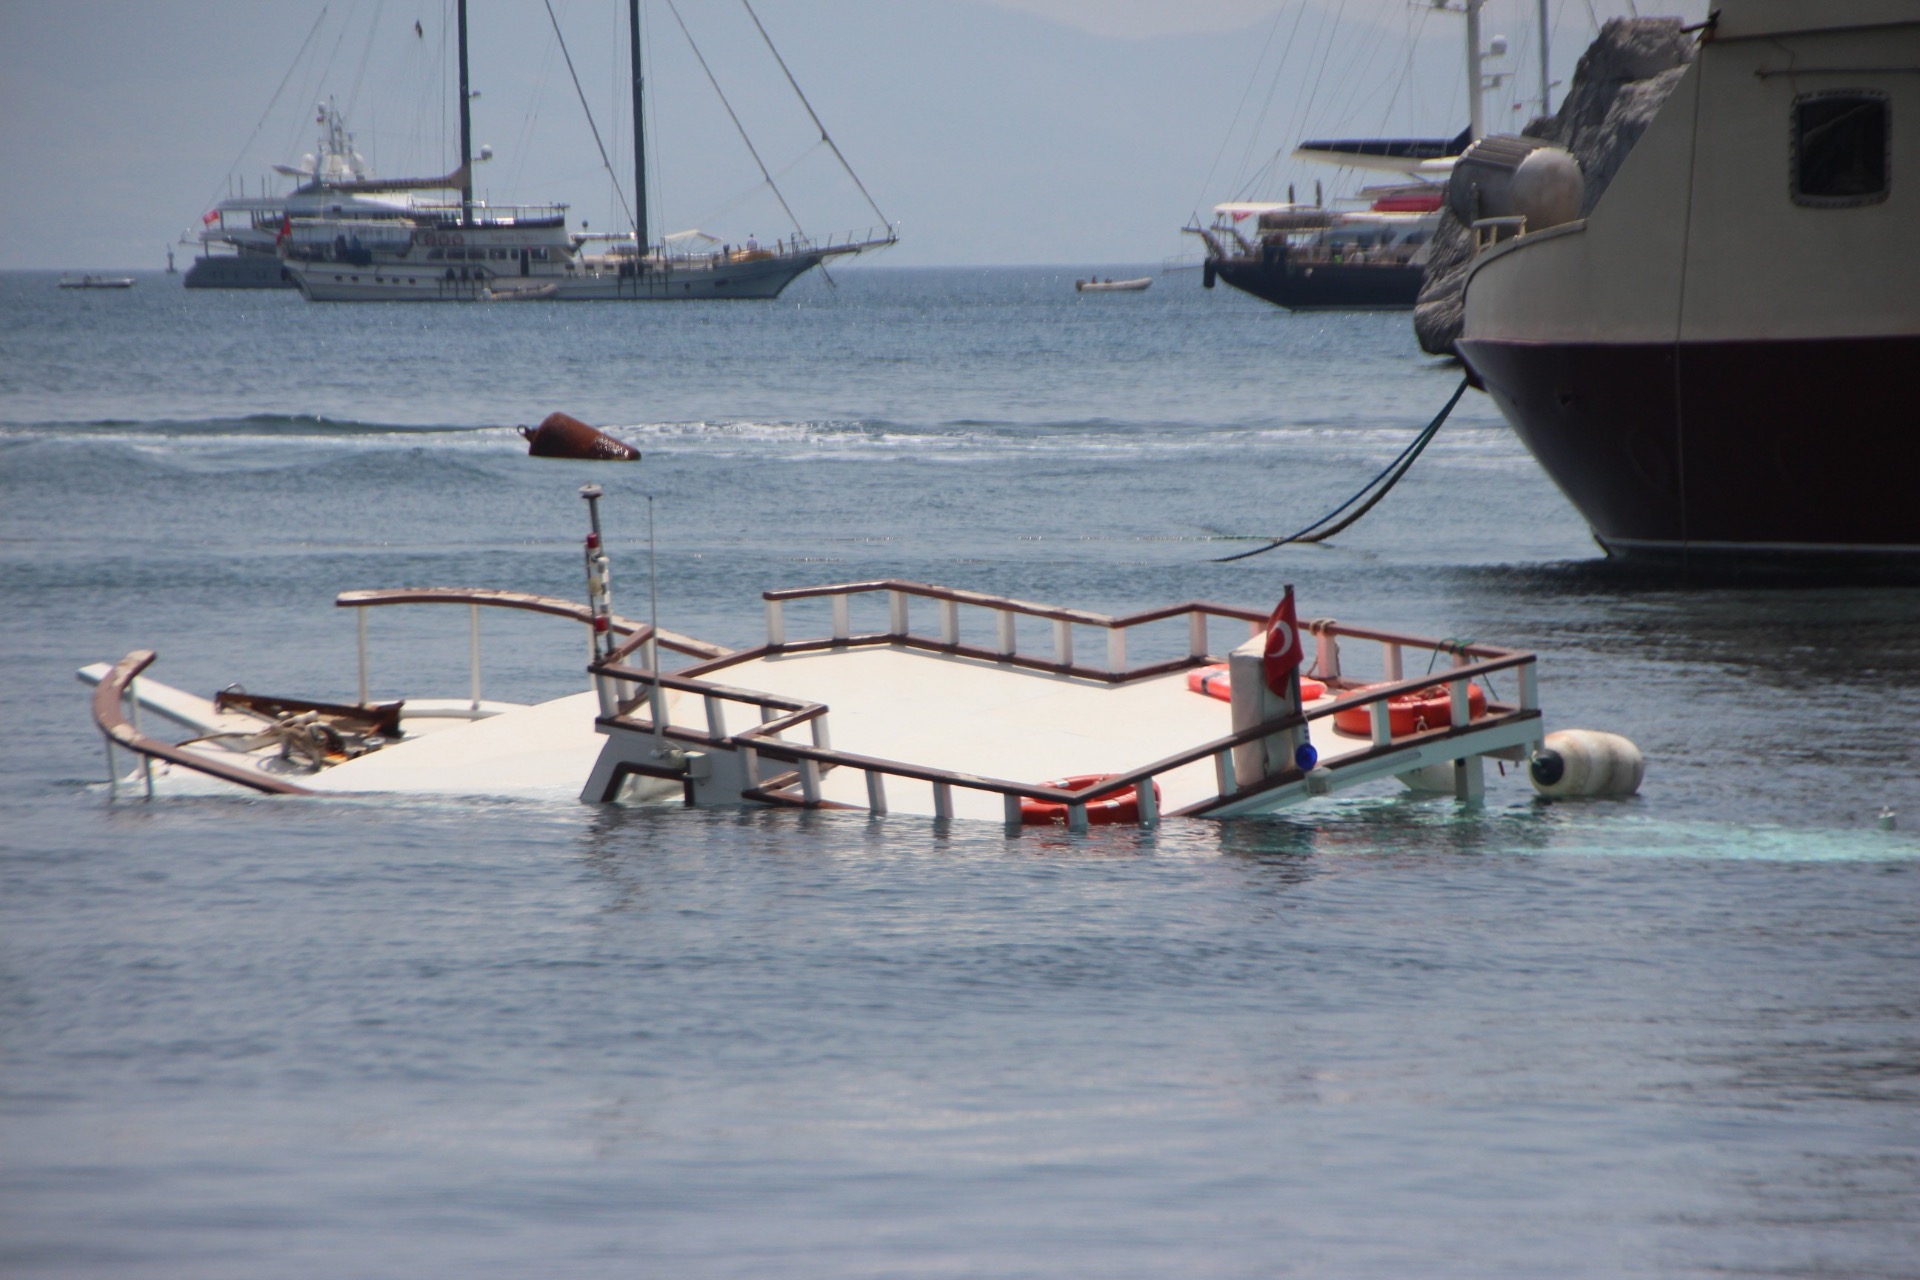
2,268 -> 1917,1277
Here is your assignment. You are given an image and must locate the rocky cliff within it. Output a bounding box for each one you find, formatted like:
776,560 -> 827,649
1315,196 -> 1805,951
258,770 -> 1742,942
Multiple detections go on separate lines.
1413,18 -> 1698,356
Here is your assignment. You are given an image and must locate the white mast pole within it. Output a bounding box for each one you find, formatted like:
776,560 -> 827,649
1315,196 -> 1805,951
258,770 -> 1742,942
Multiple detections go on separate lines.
1537,0 -> 1551,117
1467,0 -> 1486,141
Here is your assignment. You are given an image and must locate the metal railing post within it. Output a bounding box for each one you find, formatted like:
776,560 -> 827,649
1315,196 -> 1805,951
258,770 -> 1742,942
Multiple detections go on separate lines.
866,770 -> 888,816
357,608 -> 370,704
939,599 -> 959,646
933,781 -> 954,821
1214,749 -> 1235,797
1189,612 -> 1208,660
831,594 -> 850,642
1135,780 -> 1157,828
888,589 -> 908,636
995,610 -> 1016,659
1053,619 -> 1072,668
1106,627 -> 1126,675
469,603 -> 481,710
765,599 -> 785,648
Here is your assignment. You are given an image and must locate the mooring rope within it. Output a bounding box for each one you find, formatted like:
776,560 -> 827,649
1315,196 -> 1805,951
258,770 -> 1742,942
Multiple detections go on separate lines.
1211,376 -> 1470,562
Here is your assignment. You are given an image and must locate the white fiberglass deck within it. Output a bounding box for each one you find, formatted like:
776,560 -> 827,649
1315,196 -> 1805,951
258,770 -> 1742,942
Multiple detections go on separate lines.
710,645 -> 1345,821
307,692 -> 611,798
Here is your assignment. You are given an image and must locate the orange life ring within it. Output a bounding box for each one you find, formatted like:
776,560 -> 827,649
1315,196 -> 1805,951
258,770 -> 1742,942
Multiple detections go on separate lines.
1184,664 -> 1327,703
1332,681 -> 1487,737
1019,774 -> 1160,826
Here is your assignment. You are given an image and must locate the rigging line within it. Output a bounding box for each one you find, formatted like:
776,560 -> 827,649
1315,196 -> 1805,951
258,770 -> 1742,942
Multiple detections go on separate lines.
1294,0 -> 1352,156
739,0 -> 891,229
1194,5 -> 1285,215
1232,0 -> 1314,201
1319,16 -> 1404,139
1210,378 -> 1470,563
1373,4 -> 1432,138
345,0 -> 387,120
664,0 -> 808,237
204,7 -> 330,212
541,0 -> 637,234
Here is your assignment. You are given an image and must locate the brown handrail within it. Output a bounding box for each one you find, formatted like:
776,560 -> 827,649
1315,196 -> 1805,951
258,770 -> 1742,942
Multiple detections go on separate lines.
763,579 -> 1268,630
90,651 -> 314,796
593,643 -> 1538,816
334,587 -> 731,660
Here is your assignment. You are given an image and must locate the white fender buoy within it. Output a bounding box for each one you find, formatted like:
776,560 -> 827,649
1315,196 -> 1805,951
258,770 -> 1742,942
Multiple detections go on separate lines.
1529,729 -> 1644,798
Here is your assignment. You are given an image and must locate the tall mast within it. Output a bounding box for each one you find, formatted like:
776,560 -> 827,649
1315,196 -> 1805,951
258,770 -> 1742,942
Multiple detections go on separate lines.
629,0 -> 648,251
457,0 -> 474,225
1536,0 -> 1551,117
1465,0 -> 1485,141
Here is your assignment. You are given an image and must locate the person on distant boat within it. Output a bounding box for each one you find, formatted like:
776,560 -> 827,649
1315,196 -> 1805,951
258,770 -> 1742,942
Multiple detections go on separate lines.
745,235 -> 759,253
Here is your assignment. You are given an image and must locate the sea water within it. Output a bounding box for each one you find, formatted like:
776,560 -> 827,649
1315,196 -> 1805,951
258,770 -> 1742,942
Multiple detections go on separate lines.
1,268 -> 1916,1277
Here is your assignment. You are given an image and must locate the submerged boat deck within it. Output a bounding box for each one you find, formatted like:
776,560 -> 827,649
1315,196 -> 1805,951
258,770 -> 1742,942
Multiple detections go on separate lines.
84,578 -> 1546,824
707,645 -> 1335,820
586,580 -> 1545,825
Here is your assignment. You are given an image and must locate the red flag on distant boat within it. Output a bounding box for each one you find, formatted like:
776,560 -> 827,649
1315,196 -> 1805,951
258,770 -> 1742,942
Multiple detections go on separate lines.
276,215 -> 291,243
201,209 -> 220,226
1263,585 -> 1304,696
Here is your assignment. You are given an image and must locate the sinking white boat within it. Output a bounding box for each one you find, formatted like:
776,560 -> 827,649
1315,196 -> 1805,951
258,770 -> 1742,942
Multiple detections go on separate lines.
81,491 -> 1636,823
1075,277 -> 1152,293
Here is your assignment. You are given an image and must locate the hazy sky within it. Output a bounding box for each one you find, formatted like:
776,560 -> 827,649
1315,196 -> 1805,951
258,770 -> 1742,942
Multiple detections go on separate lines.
0,0 -> 1702,270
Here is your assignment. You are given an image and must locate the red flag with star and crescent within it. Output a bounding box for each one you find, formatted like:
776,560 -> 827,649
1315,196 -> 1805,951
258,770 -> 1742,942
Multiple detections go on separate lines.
1262,585 -> 1304,695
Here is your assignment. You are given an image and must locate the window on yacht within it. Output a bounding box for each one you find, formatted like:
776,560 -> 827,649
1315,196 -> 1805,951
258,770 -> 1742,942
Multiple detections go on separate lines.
1793,92 -> 1889,206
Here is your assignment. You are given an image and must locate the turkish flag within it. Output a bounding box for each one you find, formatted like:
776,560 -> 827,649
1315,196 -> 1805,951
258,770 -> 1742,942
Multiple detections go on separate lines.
1262,585 -> 1304,695
201,209 -> 220,226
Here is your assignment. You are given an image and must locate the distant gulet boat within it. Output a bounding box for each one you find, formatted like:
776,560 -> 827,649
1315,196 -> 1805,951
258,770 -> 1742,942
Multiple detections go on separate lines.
283,0 -> 893,303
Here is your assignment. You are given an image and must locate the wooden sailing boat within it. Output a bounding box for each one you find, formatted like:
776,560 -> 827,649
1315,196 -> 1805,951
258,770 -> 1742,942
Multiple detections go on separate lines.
282,0 -> 893,303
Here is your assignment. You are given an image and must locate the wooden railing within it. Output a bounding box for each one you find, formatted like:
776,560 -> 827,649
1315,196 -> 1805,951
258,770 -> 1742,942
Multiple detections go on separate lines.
90,650 -> 314,797
335,586 -> 730,708
759,579 -> 1270,682
591,580 -> 1540,828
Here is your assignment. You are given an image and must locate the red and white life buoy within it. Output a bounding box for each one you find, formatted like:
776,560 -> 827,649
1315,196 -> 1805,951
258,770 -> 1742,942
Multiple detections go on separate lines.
1019,774 -> 1160,826
1184,664 -> 1327,703
1332,681 -> 1487,737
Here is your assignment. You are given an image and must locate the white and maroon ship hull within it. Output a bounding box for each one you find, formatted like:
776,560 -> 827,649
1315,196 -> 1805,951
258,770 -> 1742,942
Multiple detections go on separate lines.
1457,4 -> 1919,564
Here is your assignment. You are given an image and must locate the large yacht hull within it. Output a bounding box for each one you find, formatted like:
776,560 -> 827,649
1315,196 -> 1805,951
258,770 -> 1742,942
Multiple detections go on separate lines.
287,251 -> 822,302
1458,334 -> 1920,559
554,252 -> 823,300
1211,255 -> 1422,311
183,254 -> 293,289
1456,5 -> 1919,565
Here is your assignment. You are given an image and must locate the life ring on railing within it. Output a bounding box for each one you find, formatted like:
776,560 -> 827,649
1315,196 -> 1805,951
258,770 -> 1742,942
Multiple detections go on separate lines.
1184,664 -> 1327,703
1332,681 -> 1487,737
1019,774 -> 1160,826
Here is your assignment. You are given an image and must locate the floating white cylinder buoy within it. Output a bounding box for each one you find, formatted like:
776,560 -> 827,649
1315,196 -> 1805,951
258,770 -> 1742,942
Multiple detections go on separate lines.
1529,729 -> 1644,798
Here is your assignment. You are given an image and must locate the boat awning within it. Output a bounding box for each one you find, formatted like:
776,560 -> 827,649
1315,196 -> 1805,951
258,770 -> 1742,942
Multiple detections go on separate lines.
662,229 -> 722,245
1213,202 -> 1298,220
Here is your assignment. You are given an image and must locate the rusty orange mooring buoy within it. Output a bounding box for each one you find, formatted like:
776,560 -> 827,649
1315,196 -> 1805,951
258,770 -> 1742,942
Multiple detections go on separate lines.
518,412 -> 641,461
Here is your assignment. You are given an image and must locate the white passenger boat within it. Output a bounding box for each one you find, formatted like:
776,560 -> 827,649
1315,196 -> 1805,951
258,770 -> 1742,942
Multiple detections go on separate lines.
1455,1 -> 1920,563
79,491 -> 1593,823
1075,277 -> 1152,293
58,275 -> 135,290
